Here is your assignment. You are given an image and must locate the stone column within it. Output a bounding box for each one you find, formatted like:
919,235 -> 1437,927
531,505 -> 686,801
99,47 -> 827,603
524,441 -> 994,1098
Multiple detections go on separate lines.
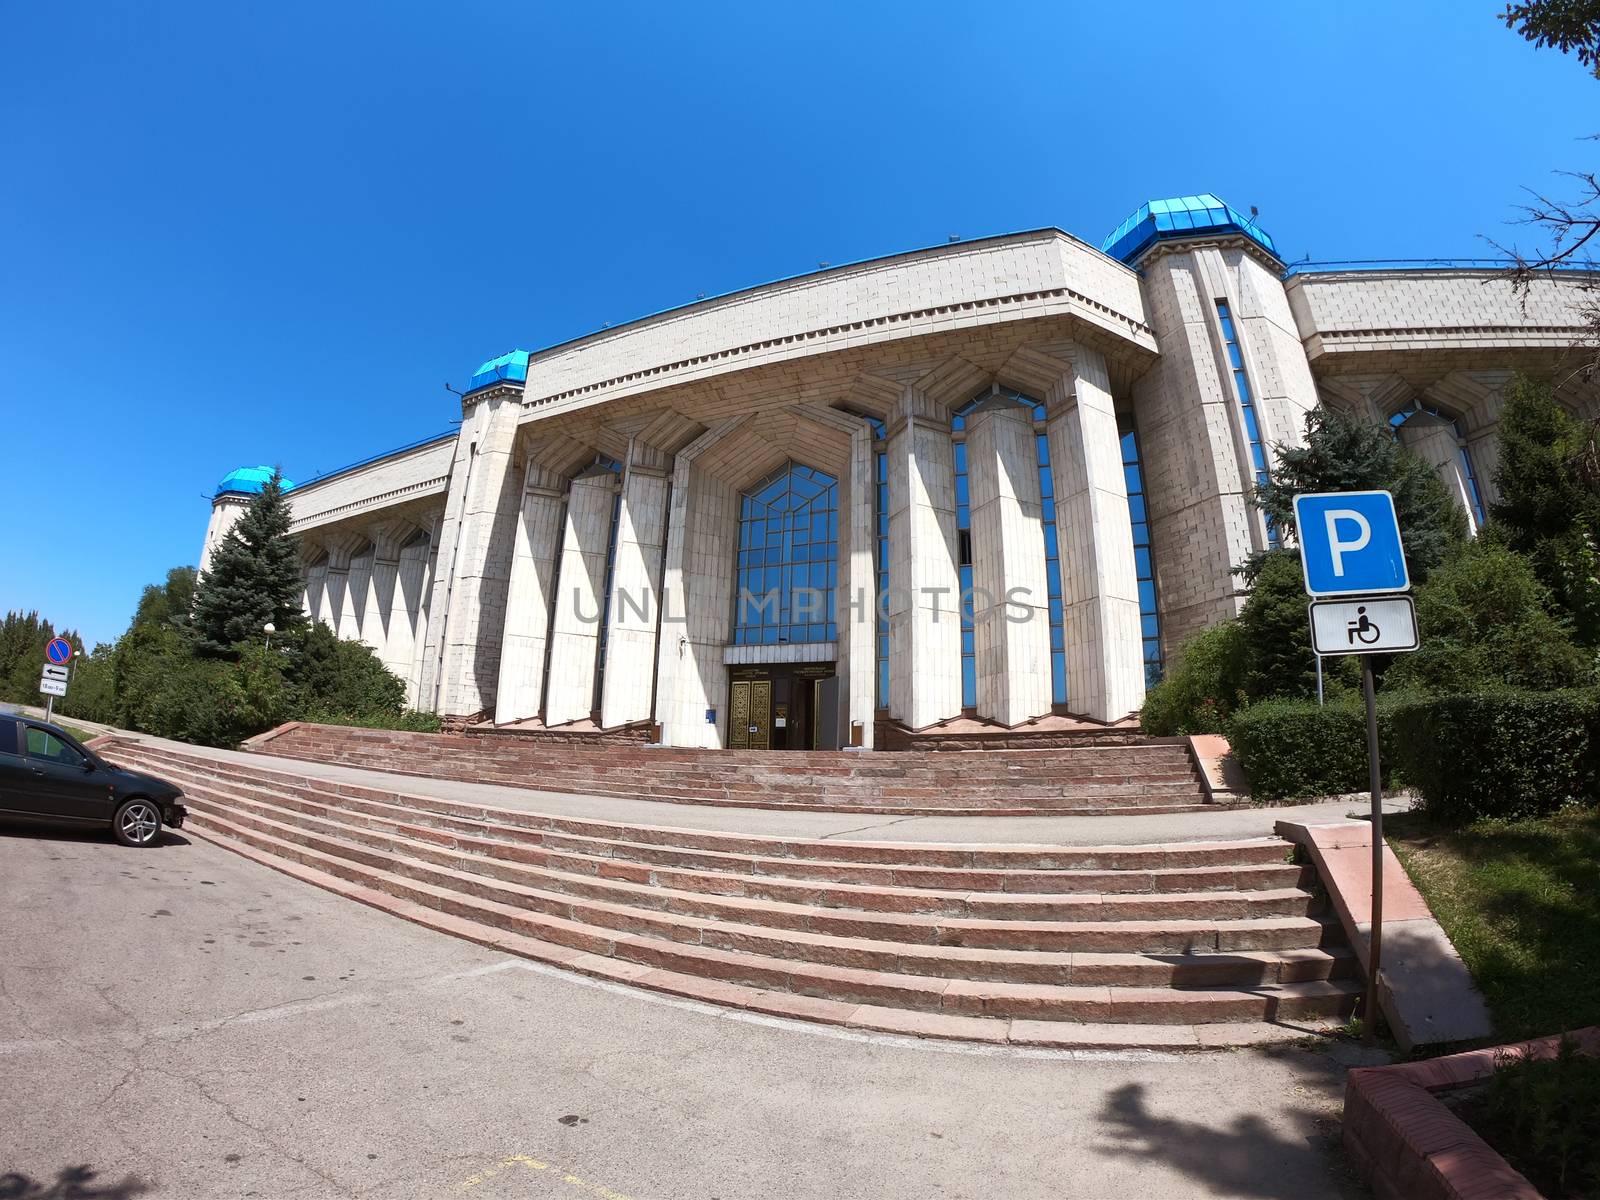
493,464 -> 568,725
1397,412 -> 1479,534
966,397 -> 1052,726
403,517 -> 440,709
886,388 -> 963,728
600,441 -> 673,729
1047,348 -> 1146,723
544,465 -> 619,726
653,439 -> 739,748
417,390 -> 523,716
303,551 -> 331,628
342,539 -> 376,646
841,421 -> 879,747
365,523 -> 413,682
323,547 -> 351,639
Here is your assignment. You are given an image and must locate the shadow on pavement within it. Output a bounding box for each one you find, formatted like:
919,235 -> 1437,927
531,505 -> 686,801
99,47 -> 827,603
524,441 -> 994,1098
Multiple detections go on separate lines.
0,1167 -> 152,1199
0,822 -> 191,850
1094,1080 -> 1354,1199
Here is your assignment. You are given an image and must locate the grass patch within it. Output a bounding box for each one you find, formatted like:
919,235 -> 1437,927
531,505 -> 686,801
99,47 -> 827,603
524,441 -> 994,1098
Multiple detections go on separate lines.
1388,806 -> 1600,1041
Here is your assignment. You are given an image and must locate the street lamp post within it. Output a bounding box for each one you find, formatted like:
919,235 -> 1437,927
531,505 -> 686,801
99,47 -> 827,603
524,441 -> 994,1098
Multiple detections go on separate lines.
264,622 -> 275,652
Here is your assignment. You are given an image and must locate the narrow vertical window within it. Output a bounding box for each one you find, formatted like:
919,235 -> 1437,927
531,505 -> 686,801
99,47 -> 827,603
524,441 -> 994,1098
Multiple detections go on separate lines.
952,399 -> 979,710
1119,418 -> 1164,686
591,455 -> 623,712
1030,399 -> 1067,706
1215,299 -> 1277,546
870,419 -> 890,709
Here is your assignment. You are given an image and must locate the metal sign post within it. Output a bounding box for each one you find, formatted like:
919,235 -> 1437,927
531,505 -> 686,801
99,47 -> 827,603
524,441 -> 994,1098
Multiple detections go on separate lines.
1294,492 -> 1420,1044
41,638 -> 73,724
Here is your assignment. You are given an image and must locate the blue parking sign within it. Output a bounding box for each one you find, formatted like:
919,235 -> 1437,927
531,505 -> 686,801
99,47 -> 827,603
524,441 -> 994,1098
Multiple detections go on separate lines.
1293,490 -> 1409,597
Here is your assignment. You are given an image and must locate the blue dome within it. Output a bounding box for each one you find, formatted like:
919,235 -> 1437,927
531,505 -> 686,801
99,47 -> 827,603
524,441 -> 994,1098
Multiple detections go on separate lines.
1102,194 -> 1278,266
215,466 -> 295,498
467,349 -> 530,393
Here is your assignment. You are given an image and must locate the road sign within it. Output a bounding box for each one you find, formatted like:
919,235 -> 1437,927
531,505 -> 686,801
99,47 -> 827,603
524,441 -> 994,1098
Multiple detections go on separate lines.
1293,490 -> 1409,597
44,637 -> 73,665
39,663 -> 69,698
1308,597 -> 1420,657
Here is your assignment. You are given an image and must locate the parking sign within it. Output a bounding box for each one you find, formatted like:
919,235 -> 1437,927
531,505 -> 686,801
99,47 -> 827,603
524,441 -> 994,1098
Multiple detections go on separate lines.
1293,490 -> 1409,597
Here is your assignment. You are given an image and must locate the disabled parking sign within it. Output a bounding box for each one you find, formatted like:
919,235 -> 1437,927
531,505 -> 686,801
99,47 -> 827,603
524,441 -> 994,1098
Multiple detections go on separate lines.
1293,490 -> 1409,598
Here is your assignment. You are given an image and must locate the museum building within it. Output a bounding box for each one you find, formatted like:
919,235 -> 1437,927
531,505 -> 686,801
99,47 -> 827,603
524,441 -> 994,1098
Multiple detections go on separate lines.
199,195 -> 1599,750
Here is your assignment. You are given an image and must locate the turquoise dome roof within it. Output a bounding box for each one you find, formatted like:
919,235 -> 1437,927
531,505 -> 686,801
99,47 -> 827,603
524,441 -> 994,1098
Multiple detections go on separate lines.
1102,194 -> 1278,265
215,466 -> 295,498
467,349 -> 530,393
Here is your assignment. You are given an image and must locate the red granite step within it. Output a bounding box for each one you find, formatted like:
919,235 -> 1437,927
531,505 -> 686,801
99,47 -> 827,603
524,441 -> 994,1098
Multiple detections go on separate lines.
241,723 -> 1214,815
127,751 -> 1305,896
179,806 -> 1357,1026
102,738 -> 1361,1046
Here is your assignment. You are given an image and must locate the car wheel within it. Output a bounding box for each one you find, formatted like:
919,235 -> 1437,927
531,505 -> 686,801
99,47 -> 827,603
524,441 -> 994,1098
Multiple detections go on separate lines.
113,799 -> 163,847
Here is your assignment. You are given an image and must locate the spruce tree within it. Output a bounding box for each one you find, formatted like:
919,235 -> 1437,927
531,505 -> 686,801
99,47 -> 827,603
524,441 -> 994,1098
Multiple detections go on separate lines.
190,472 -> 306,656
1489,376 -> 1600,644
1249,407 -> 1468,583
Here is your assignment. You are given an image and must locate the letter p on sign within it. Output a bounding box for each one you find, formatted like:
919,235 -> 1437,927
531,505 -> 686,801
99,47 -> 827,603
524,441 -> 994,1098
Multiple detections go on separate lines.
1324,510 -> 1371,576
1293,491 -> 1410,597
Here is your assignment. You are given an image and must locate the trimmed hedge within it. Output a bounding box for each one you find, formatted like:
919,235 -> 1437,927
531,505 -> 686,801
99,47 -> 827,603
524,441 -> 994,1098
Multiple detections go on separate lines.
1387,690 -> 1599,821
1228,699 -> 1376,801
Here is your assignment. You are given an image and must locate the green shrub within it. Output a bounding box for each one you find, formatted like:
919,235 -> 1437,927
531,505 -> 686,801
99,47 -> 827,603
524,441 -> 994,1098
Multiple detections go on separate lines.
1140,621 -> 1249,735
1388,691 -> 1598,821
1384,538 -> 1596,694
1468,1036 -> 1600,1199
286,623 -> 406,718
1228,699 -> 1375,801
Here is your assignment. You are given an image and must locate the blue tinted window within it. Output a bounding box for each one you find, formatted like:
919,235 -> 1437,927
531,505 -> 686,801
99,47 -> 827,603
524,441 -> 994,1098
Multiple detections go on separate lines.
590,455 -> 624,711
1120,422 -> 1165,686
1216,300 -> 1276,547
733,462 -> 839,648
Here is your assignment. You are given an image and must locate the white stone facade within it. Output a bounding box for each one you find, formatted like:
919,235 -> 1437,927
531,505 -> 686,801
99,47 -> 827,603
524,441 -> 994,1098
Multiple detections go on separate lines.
202,210 -> 1600,744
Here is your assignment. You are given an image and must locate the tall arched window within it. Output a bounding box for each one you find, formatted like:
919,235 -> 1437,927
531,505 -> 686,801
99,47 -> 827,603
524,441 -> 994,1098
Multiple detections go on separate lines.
734,462 -> 839,646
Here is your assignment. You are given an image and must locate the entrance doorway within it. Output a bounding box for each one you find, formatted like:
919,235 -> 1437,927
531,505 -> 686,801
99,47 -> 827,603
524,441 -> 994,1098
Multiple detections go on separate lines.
727,664 -> 838,750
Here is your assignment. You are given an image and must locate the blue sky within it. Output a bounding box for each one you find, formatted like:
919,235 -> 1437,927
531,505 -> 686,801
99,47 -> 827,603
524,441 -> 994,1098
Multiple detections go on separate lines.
2,1 -> 1593,647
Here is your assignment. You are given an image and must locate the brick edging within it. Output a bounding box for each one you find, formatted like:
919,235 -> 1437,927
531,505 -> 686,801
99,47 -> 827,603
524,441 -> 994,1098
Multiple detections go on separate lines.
1343,1028 -> 1600,1199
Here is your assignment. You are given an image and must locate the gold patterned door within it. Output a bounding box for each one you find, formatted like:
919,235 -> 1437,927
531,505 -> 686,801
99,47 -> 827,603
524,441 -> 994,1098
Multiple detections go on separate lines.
729,682 -> 750,749
727,679 -> 771,749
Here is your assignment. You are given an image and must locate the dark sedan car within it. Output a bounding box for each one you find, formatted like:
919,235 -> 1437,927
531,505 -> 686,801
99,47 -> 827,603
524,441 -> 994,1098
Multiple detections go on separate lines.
0,716 -> 186,846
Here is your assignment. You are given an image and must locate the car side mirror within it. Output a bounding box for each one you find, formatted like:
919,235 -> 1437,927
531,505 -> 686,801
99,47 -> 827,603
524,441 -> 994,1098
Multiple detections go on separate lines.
81,758 -> 95,773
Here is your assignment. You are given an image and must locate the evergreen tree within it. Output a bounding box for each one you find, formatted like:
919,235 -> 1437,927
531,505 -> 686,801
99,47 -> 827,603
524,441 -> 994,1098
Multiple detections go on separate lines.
1250,407 -> 1468,583
190,472 -> 306,655
1385,535 -> 1596,693
1488,376 -> 1600,645
0,610 -> 85,705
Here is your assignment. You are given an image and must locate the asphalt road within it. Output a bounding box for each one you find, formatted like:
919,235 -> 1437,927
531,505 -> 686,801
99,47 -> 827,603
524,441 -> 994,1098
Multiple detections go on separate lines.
0,820 -> 1375,1200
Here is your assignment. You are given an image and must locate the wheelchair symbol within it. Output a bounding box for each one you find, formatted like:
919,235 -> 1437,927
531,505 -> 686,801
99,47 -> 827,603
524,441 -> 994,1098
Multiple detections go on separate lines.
1346,606 -> 1381,646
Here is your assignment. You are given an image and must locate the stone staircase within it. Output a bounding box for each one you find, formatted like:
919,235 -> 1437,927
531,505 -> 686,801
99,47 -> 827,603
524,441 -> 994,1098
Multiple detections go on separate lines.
243,723 -> 1214,816
103,739 -> 1361,1047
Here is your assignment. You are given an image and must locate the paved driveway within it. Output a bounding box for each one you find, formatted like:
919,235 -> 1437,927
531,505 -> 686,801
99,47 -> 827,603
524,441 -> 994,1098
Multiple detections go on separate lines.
0,821 -> 1373,1199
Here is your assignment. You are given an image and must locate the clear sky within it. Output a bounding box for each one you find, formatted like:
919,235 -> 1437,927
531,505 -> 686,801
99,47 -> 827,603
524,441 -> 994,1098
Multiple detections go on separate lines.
2,1 -> 1594,647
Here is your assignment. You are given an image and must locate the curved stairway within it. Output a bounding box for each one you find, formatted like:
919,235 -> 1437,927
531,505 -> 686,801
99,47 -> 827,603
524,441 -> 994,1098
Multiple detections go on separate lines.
102,739 -> 1361,1048
244,723 -> 1215,816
